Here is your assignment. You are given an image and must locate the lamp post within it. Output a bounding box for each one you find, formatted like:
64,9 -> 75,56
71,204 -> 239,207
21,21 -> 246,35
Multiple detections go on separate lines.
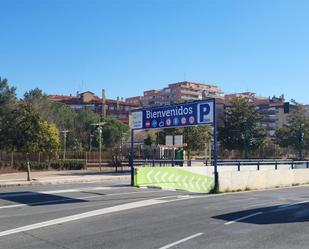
91,122 -> 106,172
61,130 -> 69,160
89,134 -> 94,152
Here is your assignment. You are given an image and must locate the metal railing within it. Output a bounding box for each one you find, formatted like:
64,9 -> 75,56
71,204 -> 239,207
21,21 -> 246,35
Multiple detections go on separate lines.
217,159 -> 309,171
132,159 -> 309,171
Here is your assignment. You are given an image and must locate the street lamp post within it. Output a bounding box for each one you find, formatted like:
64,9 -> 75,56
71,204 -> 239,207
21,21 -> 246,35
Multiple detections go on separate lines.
91,122 -> 106,172
61,130 -> 69,160
99,127 -> 102,172
89,134 -> 94,152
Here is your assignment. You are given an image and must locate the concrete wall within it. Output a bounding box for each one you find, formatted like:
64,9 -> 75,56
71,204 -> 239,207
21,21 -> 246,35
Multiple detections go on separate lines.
219,169 -> 309,192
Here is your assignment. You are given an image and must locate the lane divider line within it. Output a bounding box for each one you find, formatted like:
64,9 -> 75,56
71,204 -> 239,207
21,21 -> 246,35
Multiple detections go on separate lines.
0,195 -> 194,237
158,233 -> 204,249
224,212 -> 263,225
278,200 -> 309,209
0,190 -> 163,210
0,187 -> 116,198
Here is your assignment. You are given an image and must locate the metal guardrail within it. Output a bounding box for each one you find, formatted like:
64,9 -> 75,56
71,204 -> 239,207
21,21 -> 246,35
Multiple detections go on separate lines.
132,159 -> 309,171
217,160 -> 309,171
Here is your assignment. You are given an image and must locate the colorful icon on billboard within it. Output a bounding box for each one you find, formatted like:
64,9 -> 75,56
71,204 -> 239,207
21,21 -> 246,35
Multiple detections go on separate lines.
166,118 -> 172,126
173,117 -> 179,126
181,117 -> 187,125
159,120 -> 164,127
145,120 -> 151,128
151,119 -> 158,128
189,116 -> 195,124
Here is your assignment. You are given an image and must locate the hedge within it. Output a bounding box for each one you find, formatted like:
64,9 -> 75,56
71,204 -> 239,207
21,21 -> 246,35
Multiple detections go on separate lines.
0,160 -> 85,171
50,160 -> 85,170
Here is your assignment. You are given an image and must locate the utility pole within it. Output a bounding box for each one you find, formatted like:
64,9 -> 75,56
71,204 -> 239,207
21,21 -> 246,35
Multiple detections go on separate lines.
61,130 -> 69,160
91,122 -> 106,172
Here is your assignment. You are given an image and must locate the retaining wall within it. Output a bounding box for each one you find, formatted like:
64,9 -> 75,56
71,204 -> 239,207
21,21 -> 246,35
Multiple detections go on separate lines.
219,169 -> 309,192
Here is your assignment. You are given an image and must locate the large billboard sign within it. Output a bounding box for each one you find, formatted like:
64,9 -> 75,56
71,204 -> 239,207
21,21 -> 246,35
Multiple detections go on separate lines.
131,100 -> 214,130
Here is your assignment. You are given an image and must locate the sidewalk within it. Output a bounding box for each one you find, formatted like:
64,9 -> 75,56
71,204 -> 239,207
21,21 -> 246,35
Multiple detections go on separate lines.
0,169 -> 130,187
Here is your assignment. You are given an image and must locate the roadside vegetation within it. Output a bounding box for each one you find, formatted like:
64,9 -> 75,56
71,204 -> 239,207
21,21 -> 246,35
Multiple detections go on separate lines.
0,77 -> 129,172
0,76 -> 308,174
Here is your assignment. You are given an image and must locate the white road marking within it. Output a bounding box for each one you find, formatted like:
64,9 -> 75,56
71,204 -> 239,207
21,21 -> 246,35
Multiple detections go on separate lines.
277,200 -> 309,209
0,187 -> 115,198
0,195 -> 97,210
158,233 -> 204,249
161,188 -> 176,191
0,195 -> 194,237
0,190 -> 163,210
224,212 -> 263,225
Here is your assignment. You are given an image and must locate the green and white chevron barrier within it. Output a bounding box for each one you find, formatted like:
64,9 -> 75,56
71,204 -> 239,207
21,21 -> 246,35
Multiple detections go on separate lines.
134,167 -> 214,193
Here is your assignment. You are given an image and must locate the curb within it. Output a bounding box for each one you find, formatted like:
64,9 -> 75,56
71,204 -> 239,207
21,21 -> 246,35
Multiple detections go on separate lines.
138,185 -> 177,192
0,176 -> 130,188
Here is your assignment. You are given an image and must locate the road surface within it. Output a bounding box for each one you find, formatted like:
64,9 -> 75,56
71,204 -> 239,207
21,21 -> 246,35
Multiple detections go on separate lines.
0,182 -> 309,249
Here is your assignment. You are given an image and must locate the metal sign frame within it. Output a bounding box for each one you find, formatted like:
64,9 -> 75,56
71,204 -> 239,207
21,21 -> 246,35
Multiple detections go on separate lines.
129,99 -> 218,191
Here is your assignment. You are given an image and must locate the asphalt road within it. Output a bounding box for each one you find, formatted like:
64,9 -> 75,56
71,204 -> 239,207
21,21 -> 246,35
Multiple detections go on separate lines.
0,182 -> 309,249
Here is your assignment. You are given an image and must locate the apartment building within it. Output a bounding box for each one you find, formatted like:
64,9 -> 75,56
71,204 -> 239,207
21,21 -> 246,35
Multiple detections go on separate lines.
224,92 -> 288,138
48,91 -> 140,124
126,81 -> 223,107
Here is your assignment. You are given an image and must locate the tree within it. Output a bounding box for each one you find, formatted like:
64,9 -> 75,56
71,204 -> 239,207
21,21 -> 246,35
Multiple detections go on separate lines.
24,88 -> 77,149
100,116 -> 130,148
24,88 -> 77,130
6,103 -> 60,153
40,121 -> 61,152
73,109 -> 101,149
0,77 -> 18,150
0,77 -> 17,114
219,97 -> 266,158
183,126 -> 212,159
144,134 -> 153,146
275,101 -> 309,159
156,126 -> 212,159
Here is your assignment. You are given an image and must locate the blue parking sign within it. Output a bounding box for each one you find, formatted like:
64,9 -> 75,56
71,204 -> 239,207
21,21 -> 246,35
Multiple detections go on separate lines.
131,99 -> 214,130
197,102 -> 213,124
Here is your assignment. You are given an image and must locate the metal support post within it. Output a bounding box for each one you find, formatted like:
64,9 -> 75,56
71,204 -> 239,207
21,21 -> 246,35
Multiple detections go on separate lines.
213,99 -> 219,192
130,129 -> 135,186
61,130 -> 69,160
99,127 -> 102,172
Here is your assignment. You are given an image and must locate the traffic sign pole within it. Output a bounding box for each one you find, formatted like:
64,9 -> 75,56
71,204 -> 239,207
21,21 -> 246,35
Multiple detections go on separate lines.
213,99 -> 218,192
130,129 -> 135,186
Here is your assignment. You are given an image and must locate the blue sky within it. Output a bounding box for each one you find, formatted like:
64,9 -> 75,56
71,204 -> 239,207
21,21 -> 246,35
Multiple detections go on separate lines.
1,0 -> 308,103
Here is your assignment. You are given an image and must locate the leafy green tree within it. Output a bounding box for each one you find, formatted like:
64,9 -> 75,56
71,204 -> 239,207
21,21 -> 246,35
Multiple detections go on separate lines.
156,126 -> 212,159
99,116 -> 130,148
156,128 -> 180,145
24,88 -> 49,113
144,134 -> 153,146
24,88 -> 77,149
50,102 -> 76,131
183,126 -> 212,159
0,77 -> 18,150
40,121 -> 61,152
219,97 -> 266,158
6,103 -> 60,153
24,88 -> 77,130
0,77 -> 17,111
73,109 -> 101,149
275,101 -> 309,159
